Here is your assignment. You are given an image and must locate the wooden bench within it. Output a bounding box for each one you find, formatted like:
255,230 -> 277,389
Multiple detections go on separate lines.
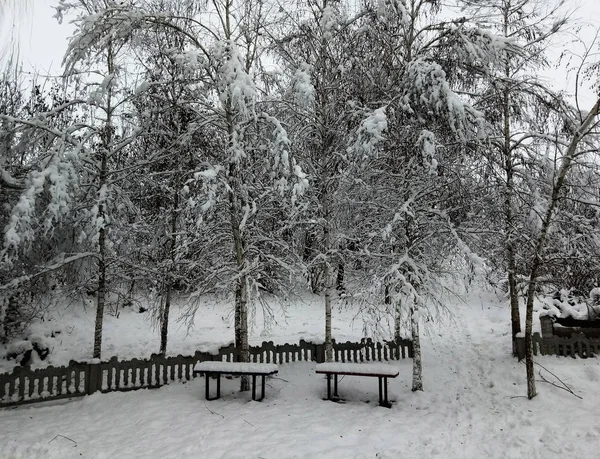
193,362 -> 279,402
315,362 -> 399,408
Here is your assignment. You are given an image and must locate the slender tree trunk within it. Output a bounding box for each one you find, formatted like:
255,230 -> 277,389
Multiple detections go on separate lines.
93,43 -> 114,360
336,260 -> 345,295
230,177 -> 250,391
160,188 -> 178,355
394,300 -> 402,342
410,303 -> 423,392
160,284 -> 171,355
524,277 -> 536,398
323,185 -> 334,362
93,222 -> 106,359
323,247 -> 333,362
238,273 -> 249,379
235,284 -> 242,349
227,134 -> 250,391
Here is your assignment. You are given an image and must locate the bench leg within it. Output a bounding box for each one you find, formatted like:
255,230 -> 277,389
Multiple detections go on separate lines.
326,374 -> 332,400
334,374 -> 339,398
205,374 -> 221,401
378,377 -> 391,408
384,377 -> 388,404
250,375 -> 267,402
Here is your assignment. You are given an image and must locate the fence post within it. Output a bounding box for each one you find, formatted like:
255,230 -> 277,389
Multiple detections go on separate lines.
516,337 -> 526,361
539,316 -> 554,338
315,343 -> 325,363
87,362 -> 100,395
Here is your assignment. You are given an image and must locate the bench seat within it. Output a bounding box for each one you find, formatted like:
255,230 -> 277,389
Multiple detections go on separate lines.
194,361 -> 279,375
315,362 -> 399,377
193,361 -> 279,402
315,362 -> 399,408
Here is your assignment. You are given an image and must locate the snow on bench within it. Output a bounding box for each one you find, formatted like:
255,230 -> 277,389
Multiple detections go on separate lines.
193,361 -> 279,375
315,362 -> 399,408
315,362 -> 399,377
193,361 -> 279,402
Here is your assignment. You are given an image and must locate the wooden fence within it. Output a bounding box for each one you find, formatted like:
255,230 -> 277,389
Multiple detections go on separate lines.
516,332 -> 600,360
0,337 -> 412,408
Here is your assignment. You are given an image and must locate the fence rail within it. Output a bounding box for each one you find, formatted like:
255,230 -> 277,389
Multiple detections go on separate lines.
516,332 -> 600,360
0,337 -> 412,407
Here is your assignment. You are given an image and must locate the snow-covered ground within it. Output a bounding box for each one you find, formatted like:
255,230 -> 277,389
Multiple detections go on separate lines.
2,288 -> 600,458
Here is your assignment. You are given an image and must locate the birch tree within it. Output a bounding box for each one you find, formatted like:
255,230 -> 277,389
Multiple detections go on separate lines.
1,0 -> 148,358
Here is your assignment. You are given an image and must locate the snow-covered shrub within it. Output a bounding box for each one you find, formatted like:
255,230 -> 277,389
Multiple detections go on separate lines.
5,334 -> 50,366
588,287 -> 600,320
540,288 -> 600,320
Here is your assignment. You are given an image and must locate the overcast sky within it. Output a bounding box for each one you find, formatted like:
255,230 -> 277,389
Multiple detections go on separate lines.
1,0 -> 599,107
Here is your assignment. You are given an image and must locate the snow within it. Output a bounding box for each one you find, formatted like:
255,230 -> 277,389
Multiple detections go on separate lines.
216,40 -> 257,120
194,362 -> 278,374
2,289 -> 600,458
354,107 -> 388,155
315,362 -> 399,377
292,65 -> 314,106
0,167 -> 19,187
134,81 -> 150,95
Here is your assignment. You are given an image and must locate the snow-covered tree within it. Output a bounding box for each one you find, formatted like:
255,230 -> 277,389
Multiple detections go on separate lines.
70,0 -> 310,387
1,0 -> 149,358
463,0 -> 568,356
271,0 -> 388,362
344,0 -> 518,391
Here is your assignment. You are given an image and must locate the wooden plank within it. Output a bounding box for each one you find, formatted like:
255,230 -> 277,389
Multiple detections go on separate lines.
316,362 -> 399,377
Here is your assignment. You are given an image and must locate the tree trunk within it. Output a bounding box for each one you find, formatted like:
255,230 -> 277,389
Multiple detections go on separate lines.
160,283 -> 171,355
304,230 -> 322,294
238,274 -> 250,391
324,268 -> 333,362
92,43 -> 113,360
336,260 -> 345,295
524,278 -> 536,399
230,182 -> 250,391
228,147 -> 250,391
93,223 -> 106,359
160,186 -> 179,355
410,304 -> 423,392
323,190 -> 334,362
235,284 -> 242,349
508,264 -> 520,356
394,300 -> 402,342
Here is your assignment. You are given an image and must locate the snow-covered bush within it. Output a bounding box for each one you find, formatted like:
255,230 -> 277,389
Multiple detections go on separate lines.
540,287 -> 600,321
